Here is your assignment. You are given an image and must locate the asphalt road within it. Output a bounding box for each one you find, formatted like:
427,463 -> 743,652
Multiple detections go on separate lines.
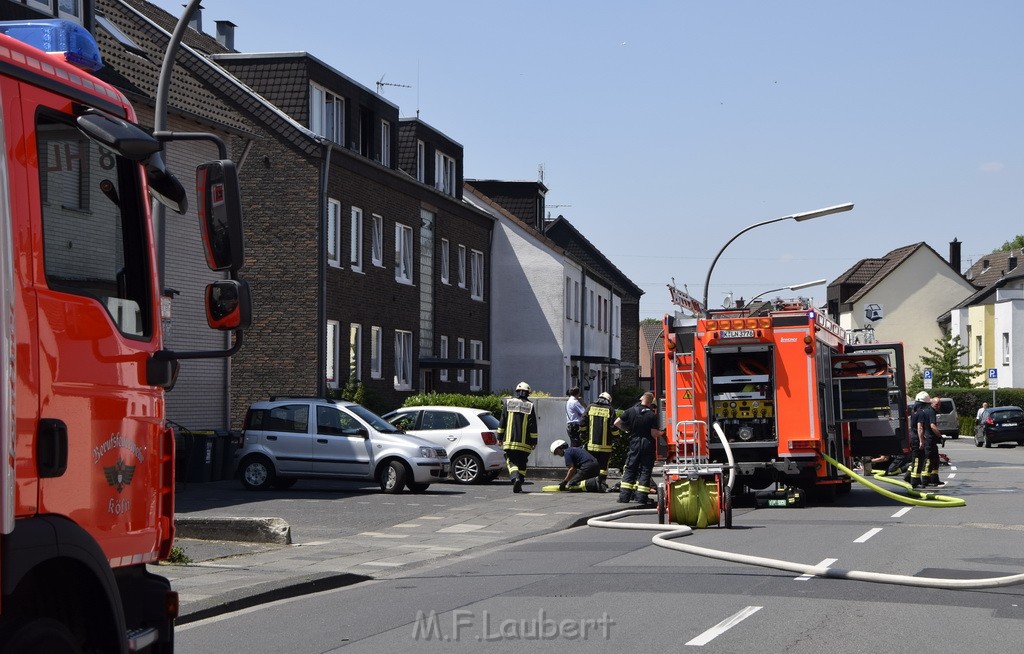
175,439 -> 1024,653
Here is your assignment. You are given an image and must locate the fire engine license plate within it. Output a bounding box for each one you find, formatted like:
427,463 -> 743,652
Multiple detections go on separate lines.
721,329 -> 755,338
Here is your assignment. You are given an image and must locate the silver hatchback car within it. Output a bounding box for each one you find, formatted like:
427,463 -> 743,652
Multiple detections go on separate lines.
234,397 -> 449,492
934,398 -> 959,439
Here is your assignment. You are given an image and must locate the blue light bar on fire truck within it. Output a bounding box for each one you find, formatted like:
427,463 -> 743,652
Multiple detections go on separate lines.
0,19 -> 103,72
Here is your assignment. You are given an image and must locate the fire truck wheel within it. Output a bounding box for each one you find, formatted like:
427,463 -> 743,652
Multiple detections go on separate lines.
0,617 -> 81,654
239,455 -> 276,491
656,486 -> 667,524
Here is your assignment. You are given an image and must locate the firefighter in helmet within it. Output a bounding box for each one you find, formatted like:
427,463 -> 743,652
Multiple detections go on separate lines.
614,392 -> 665,505
585,391 -> 619,487
551,440 -> 605,492
499,381 -> 539,493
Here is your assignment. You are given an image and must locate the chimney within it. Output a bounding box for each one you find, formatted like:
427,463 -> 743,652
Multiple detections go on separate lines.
1010,256 -> 1018,271
188,8 -> 202,33
216,20 -> 236,50
949,238 -> 961,274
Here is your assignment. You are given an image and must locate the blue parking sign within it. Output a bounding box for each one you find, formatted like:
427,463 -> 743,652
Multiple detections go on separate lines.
989,368 -> 998,379
923,369 -> 933,379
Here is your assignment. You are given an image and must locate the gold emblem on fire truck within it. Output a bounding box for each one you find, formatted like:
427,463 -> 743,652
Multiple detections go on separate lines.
103,458 -> 136,493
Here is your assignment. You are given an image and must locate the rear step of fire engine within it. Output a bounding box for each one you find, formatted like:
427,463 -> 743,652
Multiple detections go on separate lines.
126,627 -> 158,651
753,485 -> 805,508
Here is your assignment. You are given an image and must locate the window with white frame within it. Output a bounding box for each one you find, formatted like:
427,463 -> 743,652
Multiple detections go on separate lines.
470,340 -> 483,390
457,338 -> 466,382
976,335 -> 983,366
598,296 -> 604,332
380,120 -> 391,166
327,198 -> 342,268
371,214 -> 383,267
589,289 -> 595,326
349,324 -> 362,380
440,335 -> 449,382
440,239 -> 450,284
395,223 -> 413,284
394,330 -> 413,389
416,140 -> 426,182
349,207 -> 363,271
573,282 -> 580,321
310,82 -> 344,144
370,326 -> 382,379
326,320 -> 340,389
1003,332 -> 1010,365
613,298 -> 620,336
435,151 -> 456,195
457,245 -> 466,288
565,277 -> 572,319
470,249 -> 484,300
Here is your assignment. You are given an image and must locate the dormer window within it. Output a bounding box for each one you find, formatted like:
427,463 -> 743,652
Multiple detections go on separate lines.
310,82 -> 345,144
435,151 -> 456,196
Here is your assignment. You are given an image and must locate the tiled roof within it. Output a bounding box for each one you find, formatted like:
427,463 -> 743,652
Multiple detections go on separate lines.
98,0 -> 250,133
545,217 -> 643,298
844,243 -> 928,305
640,321 -> 664,357
963,248 -> 1024,287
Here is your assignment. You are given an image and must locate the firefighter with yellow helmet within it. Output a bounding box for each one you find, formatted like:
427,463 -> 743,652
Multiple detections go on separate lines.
585,391 -> 619,487
499,381 -> 539,493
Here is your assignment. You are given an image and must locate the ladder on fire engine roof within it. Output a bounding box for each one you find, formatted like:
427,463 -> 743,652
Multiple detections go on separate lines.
667,351 -> 709,468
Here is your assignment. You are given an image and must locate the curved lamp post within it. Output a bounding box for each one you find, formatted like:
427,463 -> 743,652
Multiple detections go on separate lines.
747,278 -> 827,306
701,203 -> 853,316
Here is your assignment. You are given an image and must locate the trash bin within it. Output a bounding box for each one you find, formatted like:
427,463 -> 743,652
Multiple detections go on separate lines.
186,433 -> 214,483
218,430 -> 238,480
209,432 -> 225,482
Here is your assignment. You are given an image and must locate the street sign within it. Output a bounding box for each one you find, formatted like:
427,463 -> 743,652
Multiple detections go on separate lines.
923,368 -> 932,390
988,367 -> 998,390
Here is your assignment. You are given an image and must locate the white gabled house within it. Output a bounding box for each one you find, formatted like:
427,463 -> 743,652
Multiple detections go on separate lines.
826,241 -> 976,369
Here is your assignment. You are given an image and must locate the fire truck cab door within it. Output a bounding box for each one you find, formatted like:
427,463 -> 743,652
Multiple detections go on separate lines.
18,82 -> 162,550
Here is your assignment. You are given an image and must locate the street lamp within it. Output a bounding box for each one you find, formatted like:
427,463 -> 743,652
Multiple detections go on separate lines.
701,203 -> 853,316
747,278 -> 828,306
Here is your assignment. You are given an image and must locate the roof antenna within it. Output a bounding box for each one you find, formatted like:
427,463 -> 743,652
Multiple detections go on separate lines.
376,74 -> 411,95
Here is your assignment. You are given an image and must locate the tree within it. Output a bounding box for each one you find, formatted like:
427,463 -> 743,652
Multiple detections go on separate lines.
999,235 -> 1024,251
911,333 -> 982,390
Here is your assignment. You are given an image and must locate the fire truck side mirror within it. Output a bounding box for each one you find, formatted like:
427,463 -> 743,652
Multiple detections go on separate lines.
205,280 -> 252,331
76,110 -> 161,160
197,160 -> 245,272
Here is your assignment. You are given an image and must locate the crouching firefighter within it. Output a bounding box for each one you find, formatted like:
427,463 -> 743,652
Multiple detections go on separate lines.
500,381 -> 539,493
585,392 -> 620,485
551,440 -> 606,492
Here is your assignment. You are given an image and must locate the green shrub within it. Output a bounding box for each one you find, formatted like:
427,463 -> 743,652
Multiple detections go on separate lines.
165,545 -> 191,565
402,393 -> 503,418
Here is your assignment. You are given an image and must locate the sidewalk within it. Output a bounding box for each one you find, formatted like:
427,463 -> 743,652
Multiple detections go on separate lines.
154,484 -> 627,624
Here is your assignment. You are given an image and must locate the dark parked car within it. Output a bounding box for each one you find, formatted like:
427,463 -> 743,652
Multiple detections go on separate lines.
974,406 -> 1024,448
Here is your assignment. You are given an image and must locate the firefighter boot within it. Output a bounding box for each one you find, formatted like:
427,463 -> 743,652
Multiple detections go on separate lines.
512,473 -> 523,493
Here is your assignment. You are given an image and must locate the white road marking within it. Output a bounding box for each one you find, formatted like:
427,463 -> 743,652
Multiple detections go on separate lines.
892,507 -> 913,518
686,606 -> 762,646
436,524 -> 487,533
794,558 -> 838,581
946,473 -> 956,479
950,466 -> 957,471
516,512 -> 547,517
854,527 -> 882,543
356,532 -> 408,539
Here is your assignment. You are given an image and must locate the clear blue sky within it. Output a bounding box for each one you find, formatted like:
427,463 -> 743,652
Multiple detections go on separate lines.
150,1 -> 1022,319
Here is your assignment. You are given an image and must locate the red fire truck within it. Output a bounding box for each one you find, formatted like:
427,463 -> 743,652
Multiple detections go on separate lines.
0,20 -> 249,652
659,302 -> 909,498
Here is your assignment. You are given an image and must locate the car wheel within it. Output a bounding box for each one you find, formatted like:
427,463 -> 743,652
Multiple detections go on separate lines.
450,452 -> 483,484
984,434 -> 992,448
239,455 -> 275,490
380,460 -> 408,493
407,482 -> 430,493
975,434 -> 982,447
950,434 -> 959,440
271,478 -> 297,490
